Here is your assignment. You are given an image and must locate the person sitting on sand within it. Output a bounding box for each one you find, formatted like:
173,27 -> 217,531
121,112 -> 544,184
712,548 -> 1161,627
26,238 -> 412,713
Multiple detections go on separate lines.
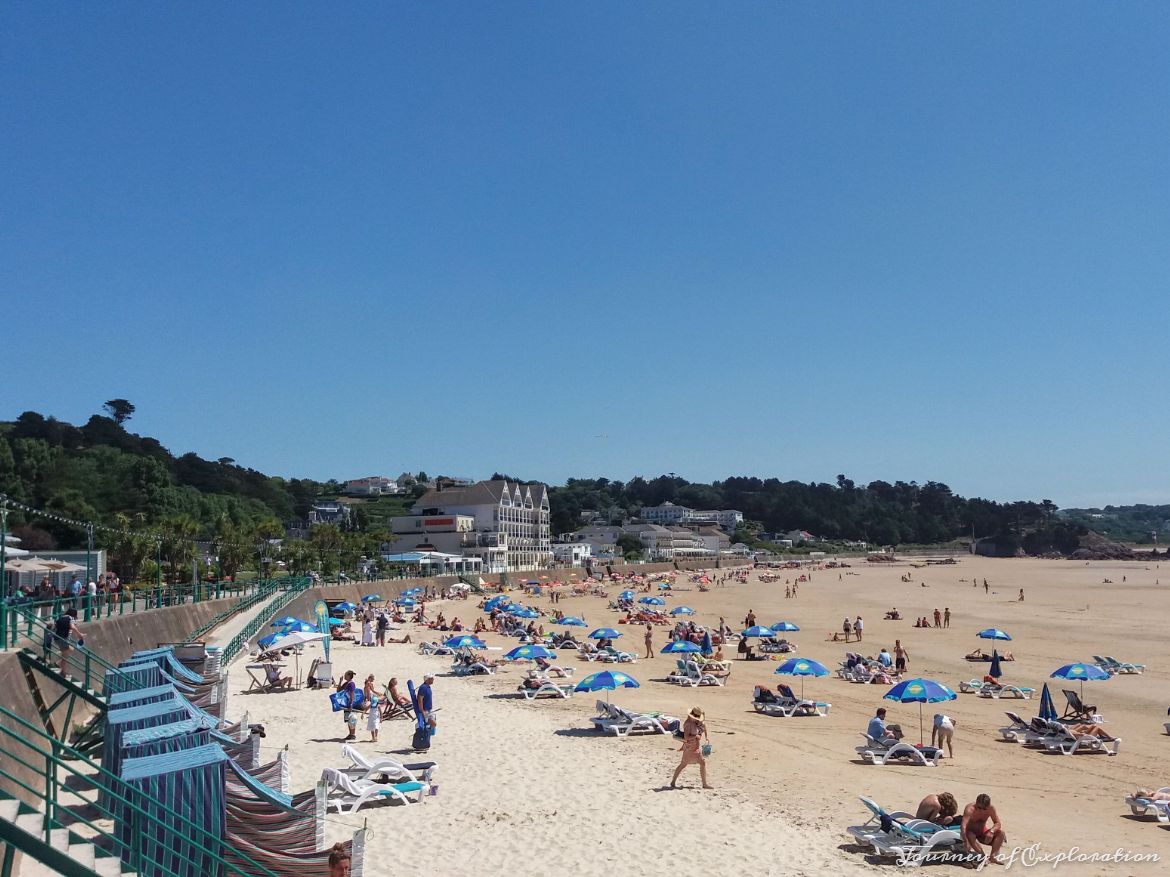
916,792 -> 961,827
473,617 -> 486,634
737,637 -> 754,660
878,648 -> 893,669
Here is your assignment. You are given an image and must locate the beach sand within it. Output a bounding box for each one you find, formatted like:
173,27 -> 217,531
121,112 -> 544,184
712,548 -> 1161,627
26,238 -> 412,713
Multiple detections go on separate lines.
219,557 -> 1169,875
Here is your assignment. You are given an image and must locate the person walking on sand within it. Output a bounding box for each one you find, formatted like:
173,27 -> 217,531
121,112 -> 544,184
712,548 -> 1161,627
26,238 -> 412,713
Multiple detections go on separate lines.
644,623 -> 654,659
854,615 -> 864,641
894,639 -> 909,674
363,674 -> 380,742
670,706 -> 712,789
1018,589 -> 1024,601
983,579 -> 989,594
336,670 -> 358,742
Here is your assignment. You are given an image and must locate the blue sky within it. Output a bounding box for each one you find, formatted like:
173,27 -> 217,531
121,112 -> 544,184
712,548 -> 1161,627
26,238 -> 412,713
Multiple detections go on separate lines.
3,3 -> 1167,508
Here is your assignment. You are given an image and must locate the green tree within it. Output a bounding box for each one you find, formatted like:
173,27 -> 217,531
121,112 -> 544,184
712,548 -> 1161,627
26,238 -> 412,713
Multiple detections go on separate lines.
214,517 -> 250,580
160,515 -> 198,583
616,533 -> 643,561
104,512 -> 152,581
102,399 -> 136,424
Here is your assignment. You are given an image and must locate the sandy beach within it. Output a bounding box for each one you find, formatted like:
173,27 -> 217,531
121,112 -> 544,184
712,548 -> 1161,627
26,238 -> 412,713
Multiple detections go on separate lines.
218,557 -> 1168,875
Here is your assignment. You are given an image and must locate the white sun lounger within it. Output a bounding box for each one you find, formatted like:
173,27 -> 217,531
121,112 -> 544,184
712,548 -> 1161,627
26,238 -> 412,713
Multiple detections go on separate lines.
590,704 -> 676,737
846,796 -> 967,866
1125,788 -> 1170,818
667,661 -> 724,688
320,767 -> 427,812
518,681 -> 574,700
339,744 -> 435,783
418,642 -> 455,656
856,735 -> 941,767
997,712 -> 1034,743
1041,723 -> 1121,756
958,679 -> 990,694
978,685 -> 1035,700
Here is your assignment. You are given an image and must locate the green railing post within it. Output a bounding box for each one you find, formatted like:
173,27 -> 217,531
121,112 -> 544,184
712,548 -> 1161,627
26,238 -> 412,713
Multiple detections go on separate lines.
83,592 -> 92,622
1,608 -> 7,651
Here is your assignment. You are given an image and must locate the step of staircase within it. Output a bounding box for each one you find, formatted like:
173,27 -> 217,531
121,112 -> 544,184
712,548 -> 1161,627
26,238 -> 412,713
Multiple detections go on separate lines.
1,797 -> 137,876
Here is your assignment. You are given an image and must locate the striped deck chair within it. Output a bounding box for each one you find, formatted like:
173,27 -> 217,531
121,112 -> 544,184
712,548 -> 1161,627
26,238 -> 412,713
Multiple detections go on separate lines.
119,742 -> 228,877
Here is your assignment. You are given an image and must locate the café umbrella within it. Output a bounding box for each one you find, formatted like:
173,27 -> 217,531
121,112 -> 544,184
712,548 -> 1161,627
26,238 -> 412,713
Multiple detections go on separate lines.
573,670 -> 639,703
883,678 -> 957,745
774,657 -> 830,699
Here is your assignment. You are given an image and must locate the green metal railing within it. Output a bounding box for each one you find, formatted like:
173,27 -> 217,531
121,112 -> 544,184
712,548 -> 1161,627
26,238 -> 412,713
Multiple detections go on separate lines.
0,703 -> 282,877
181,579 -> 284,644
1,580 -> 268,651
220,579 -> 312,665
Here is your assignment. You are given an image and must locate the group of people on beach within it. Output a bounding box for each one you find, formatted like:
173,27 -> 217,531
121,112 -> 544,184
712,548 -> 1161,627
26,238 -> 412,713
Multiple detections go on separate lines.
333,669 -> 418,744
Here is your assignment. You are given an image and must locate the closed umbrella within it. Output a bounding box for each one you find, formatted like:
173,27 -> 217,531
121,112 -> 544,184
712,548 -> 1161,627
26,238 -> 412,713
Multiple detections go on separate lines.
1038,683 -> 1057,721
883,678 -> 957,745
989,650 -> 1003,680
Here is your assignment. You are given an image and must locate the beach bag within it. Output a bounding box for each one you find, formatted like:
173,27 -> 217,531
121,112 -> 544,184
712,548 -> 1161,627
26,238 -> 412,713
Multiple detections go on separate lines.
411,725 -> 431,751
329,689 -> 364,712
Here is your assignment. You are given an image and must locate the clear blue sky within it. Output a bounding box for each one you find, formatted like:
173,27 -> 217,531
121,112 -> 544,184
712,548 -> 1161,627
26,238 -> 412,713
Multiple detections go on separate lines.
4,3 -> 1167,508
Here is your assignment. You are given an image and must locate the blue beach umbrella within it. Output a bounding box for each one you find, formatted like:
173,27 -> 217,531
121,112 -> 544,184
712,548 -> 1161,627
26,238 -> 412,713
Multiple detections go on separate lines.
504,644 -> 555,661
512,608 -> 541,619
774,657 -> 830,698
1050,661 -> 1110,699
327,617 -> 345,627
484,595 -> 510,611
658,582 -> 671,590
883,678 -> 957,745
402,587 -> 424,596
661,640 -> 701,654
445,635 -> 487,650
1038,683 -> 1057,721
334,601 -> 358,612
257,632 -> 285,649
573,670 -> 640,703
770,621 -> 800,632
361,594 -> 383,603
977,628 -> 1012,641
555,617 -> 587,627
271,616 -> 300,628
588,628 -> 622,640
279,621 -> 320,634
989,650 -> 1003,680
639,596 -> 666,606
618,590 -> 635,601
670,606 -> 695,616
741,626 -> 775,638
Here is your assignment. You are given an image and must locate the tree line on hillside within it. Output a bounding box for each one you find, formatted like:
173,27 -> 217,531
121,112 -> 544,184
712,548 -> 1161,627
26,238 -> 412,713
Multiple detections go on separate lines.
0,407 -> 384,582
547,475 -> 1089,555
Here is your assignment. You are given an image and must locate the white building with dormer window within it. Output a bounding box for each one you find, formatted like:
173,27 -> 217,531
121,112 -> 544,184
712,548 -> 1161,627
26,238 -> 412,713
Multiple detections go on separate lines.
390,480 -> 552,572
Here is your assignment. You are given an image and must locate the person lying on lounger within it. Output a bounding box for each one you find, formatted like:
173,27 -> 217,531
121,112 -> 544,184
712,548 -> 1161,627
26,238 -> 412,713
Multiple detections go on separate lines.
1132,788 -> 1170,802
1064,723 -> 1117,740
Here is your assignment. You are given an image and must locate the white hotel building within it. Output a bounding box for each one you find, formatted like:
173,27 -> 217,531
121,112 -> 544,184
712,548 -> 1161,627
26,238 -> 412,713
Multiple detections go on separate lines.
385,480 -> 552,573
639,502 -> 744,532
